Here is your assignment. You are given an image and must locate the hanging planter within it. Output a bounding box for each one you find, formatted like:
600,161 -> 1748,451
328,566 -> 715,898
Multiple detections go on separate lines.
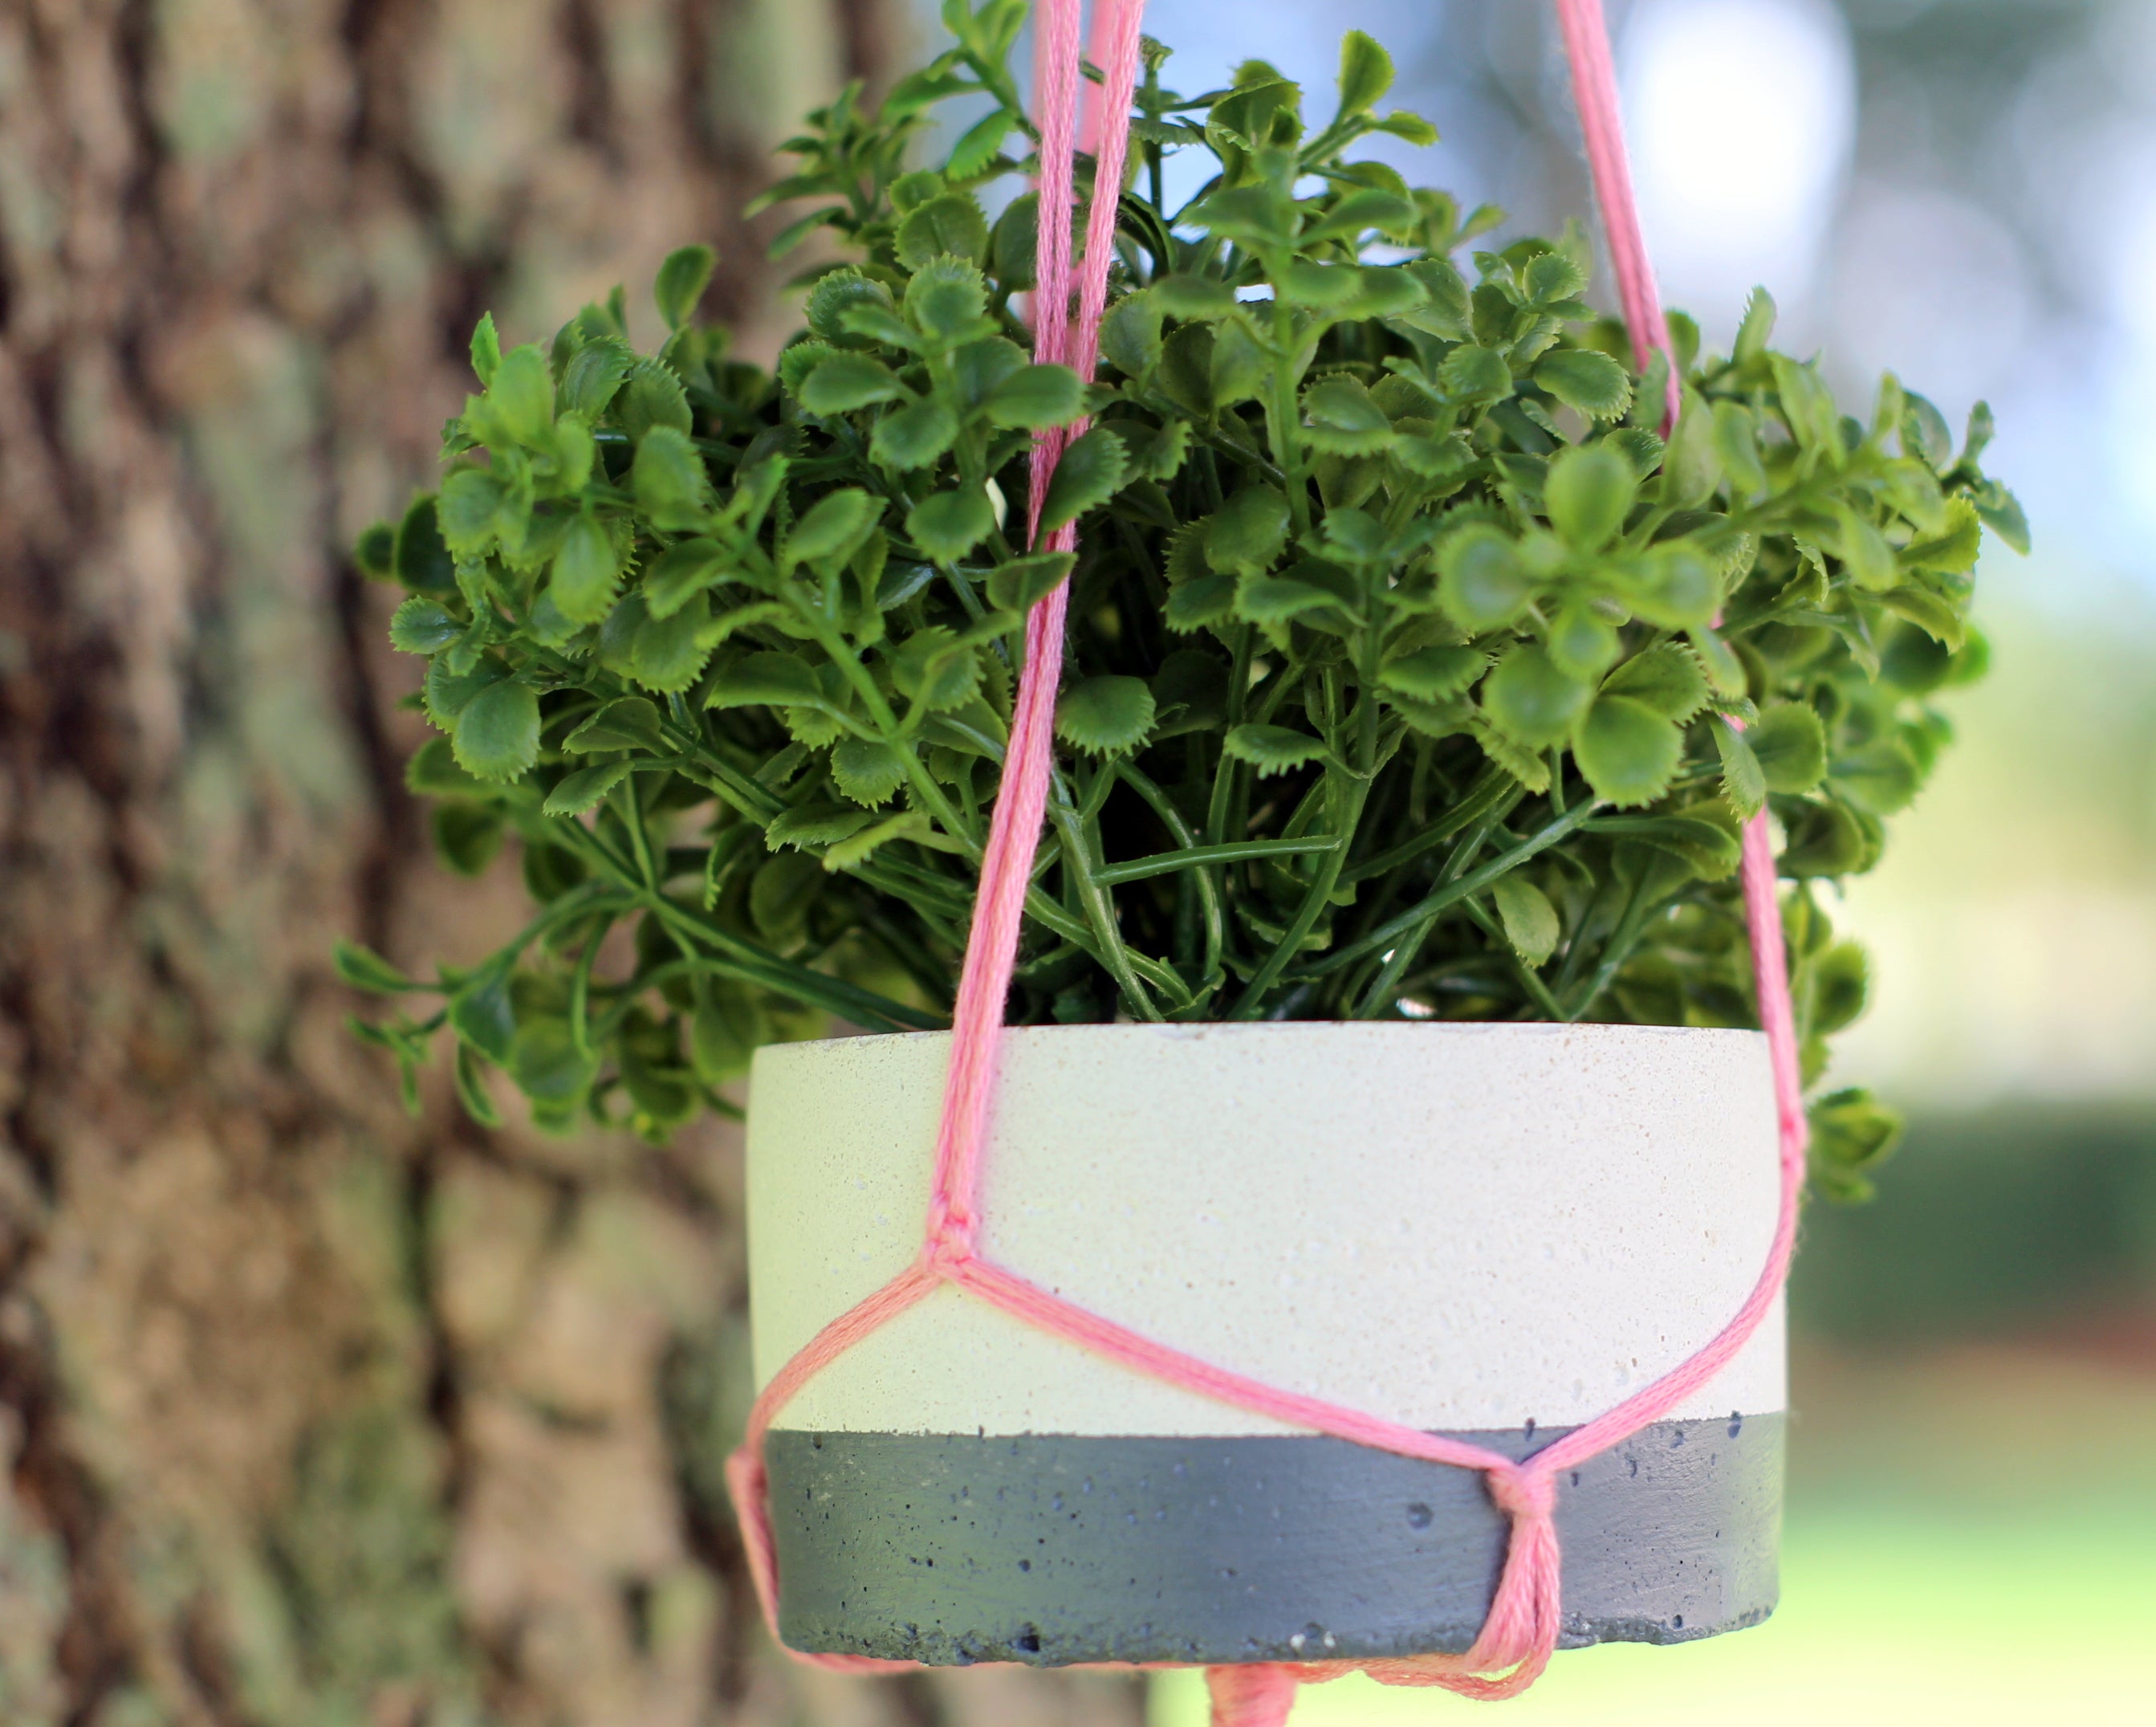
344,0 -> 2024,1712
750,1021 -> 1786,1665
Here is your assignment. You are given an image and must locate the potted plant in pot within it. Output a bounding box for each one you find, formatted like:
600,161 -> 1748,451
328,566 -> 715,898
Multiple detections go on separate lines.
344,0 -> 2022,1692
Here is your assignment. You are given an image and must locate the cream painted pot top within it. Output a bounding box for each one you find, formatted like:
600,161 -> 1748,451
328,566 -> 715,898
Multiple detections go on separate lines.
747,1021 -> 1785,1438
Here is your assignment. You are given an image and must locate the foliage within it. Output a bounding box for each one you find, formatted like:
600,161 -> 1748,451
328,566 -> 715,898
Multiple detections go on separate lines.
346,6 -> 2020,1195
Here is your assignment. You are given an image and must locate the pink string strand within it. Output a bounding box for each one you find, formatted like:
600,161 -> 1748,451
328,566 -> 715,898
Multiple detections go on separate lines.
1553,0 -> 1683,434
727,2 -> 1810,1717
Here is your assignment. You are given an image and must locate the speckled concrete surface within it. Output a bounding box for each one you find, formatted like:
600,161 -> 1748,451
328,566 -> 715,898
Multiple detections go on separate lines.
768,1415 -> 1783,1664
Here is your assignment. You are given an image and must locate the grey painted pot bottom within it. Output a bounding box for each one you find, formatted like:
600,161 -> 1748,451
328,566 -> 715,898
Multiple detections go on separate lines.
769,1415 -> 1784,1667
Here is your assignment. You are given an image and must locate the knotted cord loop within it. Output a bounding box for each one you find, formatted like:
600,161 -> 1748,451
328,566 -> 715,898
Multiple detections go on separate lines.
726,4 -> 1810,1717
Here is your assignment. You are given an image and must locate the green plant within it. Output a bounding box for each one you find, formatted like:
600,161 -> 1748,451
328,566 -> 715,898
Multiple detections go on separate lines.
343,5 -> 2021,1201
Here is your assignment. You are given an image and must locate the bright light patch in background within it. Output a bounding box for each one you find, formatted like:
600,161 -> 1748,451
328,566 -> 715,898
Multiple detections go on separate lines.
1621,0 -> 1856,340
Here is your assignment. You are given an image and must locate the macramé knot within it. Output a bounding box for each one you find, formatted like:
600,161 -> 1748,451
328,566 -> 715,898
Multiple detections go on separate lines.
1488,1466 -> 1556,1522
919,1212 -> 977,1278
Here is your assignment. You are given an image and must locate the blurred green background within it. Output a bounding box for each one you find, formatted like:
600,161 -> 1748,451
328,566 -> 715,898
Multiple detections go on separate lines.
1083,0 -> 2156,1717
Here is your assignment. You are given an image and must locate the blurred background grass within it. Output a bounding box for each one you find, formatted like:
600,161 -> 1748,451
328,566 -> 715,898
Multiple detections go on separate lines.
909,0 -> 2156,1715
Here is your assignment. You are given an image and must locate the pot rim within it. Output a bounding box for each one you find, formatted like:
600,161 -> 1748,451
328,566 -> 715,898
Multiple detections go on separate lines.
756,1017 -> 1771,1065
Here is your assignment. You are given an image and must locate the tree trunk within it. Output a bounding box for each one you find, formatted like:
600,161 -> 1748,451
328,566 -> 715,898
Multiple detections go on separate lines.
0,4 -> 1145,1725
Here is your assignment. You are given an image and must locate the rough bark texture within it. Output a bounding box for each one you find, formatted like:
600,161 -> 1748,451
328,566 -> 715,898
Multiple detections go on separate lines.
0,4 -> 1144,1725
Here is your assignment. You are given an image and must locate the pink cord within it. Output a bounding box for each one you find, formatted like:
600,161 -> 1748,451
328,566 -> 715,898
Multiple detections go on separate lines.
726,2 -> 1808,1717
1553,0 -> 1684,434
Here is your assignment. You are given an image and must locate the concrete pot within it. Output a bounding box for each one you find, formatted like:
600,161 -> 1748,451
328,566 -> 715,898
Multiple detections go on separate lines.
746,1021 -> 1784,1668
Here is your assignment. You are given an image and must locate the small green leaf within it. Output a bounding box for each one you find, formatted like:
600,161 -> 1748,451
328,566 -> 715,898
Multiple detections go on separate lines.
1534,349 -> 1633,420
890,626 -> 982,712
689,988 -> 765,1085
1469,715 -> 1552,793
825,810 -> 949,872
551,511 -> 621,624
1100,289 -> 1164,377
897,194 -> 990,270
1152,275 -> 1238,320
643,538 -> 728,618
1808,1087 -> 1902,1202
453,679 -> 540,784
1733,287 -> 1777,361
1336,29 -> 1394,116
1811,941 -> 1871,1037
470,313 -> 502,386
1237,575 -> 1341,629
616,359 -> 693,441
1972,482 -> 2030,556
903,254 -> 991,339
1544,444 -> 1637,551
766,804 -> 874,851
630,597 -> 711,692
1574,695 -> 1682,806
1548,601 -> 1620,679
1750,703 -> 1828,794
1377,644 -> 1487,703
871,397 -> 959,470
1609,809 -> 1742,880
564,698 -> 665,752
800,352 -> 905,414
958,345 -> 1033,417
1301,377 -> 1394,455
1373,110 -> 1438,146
1438,343 -> 1511,406
559,335 -> 635,418
947,105 -> 1015,179
453,1043 -> 503,1127
906,487 -> 995,562
633,425 -> 710,526
1483,645 -> 1590,750
706,651 -> 822,709
983,363 -> 1084,430
1222,724 -> 1331,777
1901,497 -> 1983,576
488,344 -> 555,446
1438,526 -> 1531,629
785,487 -> 878,567
1492,875 -> 1560,966
1037,427 -> 1129,532
1164,571 -> 1238,633
1055,676 -> 1156,756
654,243 -> 716,331
406,737 -> 490,798
1601,642 -> 1708,720
512,1015 -> 598,1106
1206,484 -> 1290,576
543,760 -> 633,817
334,941 -> 417,994
1713,401 -> 1767,499
1830,738 -> 1918,816
1662,391 -> 1722,507
986,551 -> 1075,613
1780,797 -> 1870,878
1837,507 -> 1898,591
1689,625 -> 1747,697
393,495 -> 457,594
424,655 -> 505,727
437,468 -> 506,557
807,267 -> 897,345
1621,544 -> 1721,629
1714,723 -> 1766,820
1210,316 -> 1269,406
831,737 -> 910,805
390,597 -> 462,655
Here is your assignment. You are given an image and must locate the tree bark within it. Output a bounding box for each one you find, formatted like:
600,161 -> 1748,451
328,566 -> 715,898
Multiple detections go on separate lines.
0,4 -> 1145,1725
